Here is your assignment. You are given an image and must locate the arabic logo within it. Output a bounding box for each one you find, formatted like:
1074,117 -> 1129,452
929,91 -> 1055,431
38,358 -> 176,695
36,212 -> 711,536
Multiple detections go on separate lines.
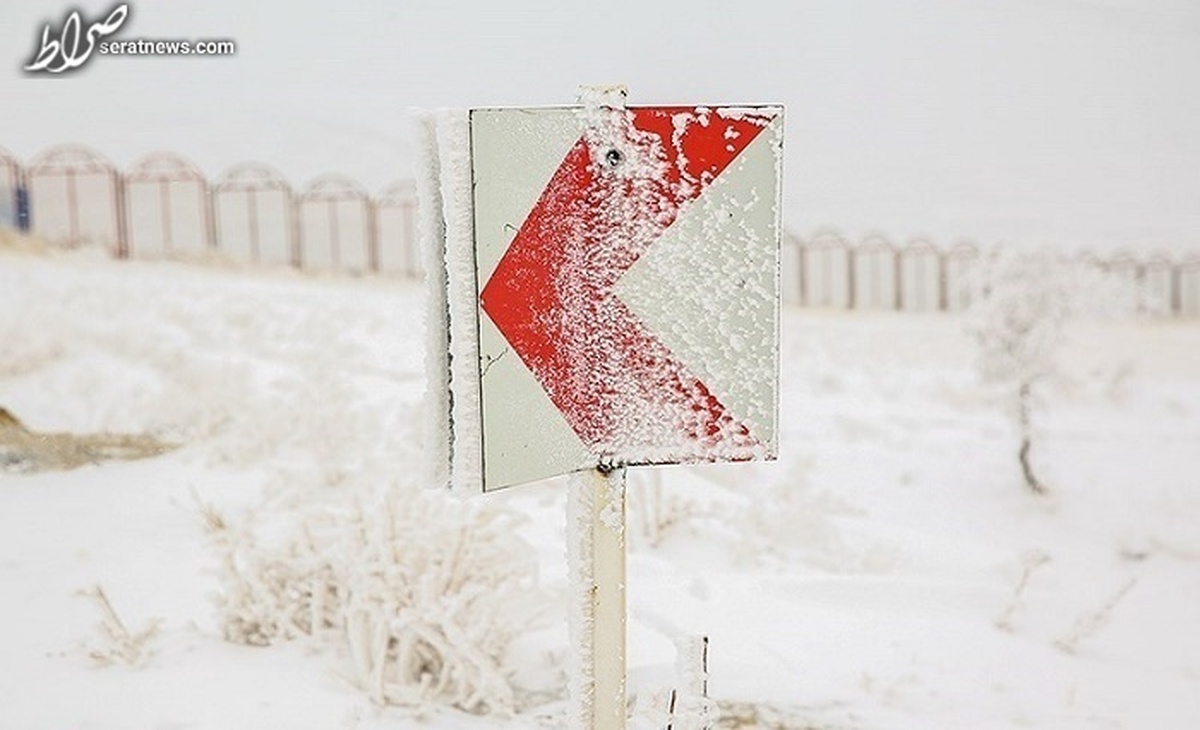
25,4 -> 129,74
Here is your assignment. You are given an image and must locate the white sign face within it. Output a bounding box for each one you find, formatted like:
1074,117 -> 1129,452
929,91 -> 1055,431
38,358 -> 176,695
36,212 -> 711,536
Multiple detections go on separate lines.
468,105 -> 783,491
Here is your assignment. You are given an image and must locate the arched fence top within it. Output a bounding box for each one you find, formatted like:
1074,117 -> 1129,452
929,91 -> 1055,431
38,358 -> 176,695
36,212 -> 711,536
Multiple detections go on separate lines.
1143,252 -> 1175,270
858,232 -> 897,253
27,144 -> 116,175
300,174 -> 369,202
1105,250 -> 1140,272
3,141 -> 1198,316
377,180 -> 416,205
782,233 -> 1199,316
805,228 -> 851,251
214,162 -> 291,193
127,152 -> 206,183
903,237 -> 940,256
946,240 -> 980,260
0,147 -> 18,191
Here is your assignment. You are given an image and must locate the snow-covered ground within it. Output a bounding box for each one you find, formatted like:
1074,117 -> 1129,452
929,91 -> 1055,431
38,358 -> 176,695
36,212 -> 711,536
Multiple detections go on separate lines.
1,244 -> 1198,729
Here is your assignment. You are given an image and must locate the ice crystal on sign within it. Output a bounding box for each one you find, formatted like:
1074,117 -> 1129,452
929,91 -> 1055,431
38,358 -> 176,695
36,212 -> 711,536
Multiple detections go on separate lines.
479,106 -> 778,471
457,103 -> 782,488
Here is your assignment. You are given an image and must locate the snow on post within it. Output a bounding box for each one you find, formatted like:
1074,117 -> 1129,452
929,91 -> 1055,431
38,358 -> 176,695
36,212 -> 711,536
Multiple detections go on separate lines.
668,635 -> 715,729
567,466 -> 628,730
415,111 -> 452,490
435,109 -> 484,494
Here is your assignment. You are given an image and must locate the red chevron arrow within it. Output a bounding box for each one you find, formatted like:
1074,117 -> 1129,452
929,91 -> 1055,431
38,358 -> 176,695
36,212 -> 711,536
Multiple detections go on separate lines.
480,106 -> 775,463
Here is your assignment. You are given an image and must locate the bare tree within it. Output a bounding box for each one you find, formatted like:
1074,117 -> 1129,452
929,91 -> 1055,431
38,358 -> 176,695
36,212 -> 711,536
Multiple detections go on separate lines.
966,250 -> 1120,496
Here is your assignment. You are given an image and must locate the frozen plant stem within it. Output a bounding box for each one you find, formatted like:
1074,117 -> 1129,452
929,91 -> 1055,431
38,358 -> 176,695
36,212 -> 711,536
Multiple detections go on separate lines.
668,635 -> 713,729
1017,381 -> 1049,496
995,551 -> 1051,632
1055,578 -> 1138,654
83,585 -> 161,667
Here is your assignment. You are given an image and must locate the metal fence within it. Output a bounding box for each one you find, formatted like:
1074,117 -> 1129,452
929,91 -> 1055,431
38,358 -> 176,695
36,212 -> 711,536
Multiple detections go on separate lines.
0,144 -> 419,277
782,229 -> 1200,317
2,144 -> 1197,317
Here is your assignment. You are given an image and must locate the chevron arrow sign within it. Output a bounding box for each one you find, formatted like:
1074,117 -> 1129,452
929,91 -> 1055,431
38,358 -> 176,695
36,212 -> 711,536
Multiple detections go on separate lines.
461,104 -> 782,491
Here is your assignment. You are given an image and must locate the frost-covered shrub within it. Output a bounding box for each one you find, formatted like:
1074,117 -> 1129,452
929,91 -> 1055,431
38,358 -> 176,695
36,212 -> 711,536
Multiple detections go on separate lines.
81,585 -> 163,668
966,249 -> 1131,495
205,485 -> 541,714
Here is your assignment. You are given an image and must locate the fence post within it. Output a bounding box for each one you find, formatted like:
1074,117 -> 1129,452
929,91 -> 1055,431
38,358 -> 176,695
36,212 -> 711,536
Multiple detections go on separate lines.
203,178 -> 217,252
1171,263 -> 1182,316
211,185 -> 223,254
159,178 -> 172,256
114,169 -> 129,258
63,168 -> 79,246
847,246 -> 857,310
289,190 -> 302,269
1136,263 -> 1147,315
937,252 -> 948,312
326,197 -> 340,270
892,248 -> 902,311
247,187 -> 260,262
367,199 -> 380,273
797,240 -> 807,307
17,177 -> 30,233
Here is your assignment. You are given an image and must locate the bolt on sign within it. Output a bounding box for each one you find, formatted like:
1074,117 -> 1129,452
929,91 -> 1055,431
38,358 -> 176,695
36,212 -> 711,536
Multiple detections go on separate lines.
429,102 -> 783,492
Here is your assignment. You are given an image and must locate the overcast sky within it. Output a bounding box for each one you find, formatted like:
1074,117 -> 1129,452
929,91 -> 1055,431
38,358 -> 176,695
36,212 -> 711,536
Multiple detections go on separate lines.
2,0 -> 1198,251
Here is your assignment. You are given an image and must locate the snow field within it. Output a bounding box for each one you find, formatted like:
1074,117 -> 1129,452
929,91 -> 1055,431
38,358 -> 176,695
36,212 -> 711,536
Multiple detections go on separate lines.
0,245 -> 1198,728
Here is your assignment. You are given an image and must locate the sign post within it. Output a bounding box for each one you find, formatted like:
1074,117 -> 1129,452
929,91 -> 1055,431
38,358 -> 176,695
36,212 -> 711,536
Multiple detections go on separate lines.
420,89 -> 783,729
568,466 -> 627,728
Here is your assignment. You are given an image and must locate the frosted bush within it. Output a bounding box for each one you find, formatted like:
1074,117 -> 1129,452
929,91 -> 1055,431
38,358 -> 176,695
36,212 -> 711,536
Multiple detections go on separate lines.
205,484 -> 541,714
81,585 -> 163,668
966,249 -> 1133,495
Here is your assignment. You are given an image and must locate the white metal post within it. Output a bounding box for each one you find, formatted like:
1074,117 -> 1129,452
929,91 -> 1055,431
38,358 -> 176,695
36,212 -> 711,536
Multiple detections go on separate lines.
567,466 -> 627,729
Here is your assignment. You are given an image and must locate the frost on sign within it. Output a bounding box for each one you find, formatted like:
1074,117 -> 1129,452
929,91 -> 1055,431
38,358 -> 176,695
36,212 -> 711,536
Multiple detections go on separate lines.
469,105 -> 782,491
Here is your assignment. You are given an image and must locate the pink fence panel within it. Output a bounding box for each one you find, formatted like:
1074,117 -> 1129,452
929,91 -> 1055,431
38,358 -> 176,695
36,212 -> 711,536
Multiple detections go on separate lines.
1141,255 -> 1175,316
213,163 -> 295,267
1103,252 -> 1142,315
800,229 -> 851,308
851,234 -> 899,310
943,242 -> 980,312
898,238 -> 942,312
297,175 -> 374,273
125,153 -> 211,259
780,230 -> 803,306
5,141 -> 1200,320
26,145 -> 124,254
374,181 -> 418,277
1179,257 -> 1200,317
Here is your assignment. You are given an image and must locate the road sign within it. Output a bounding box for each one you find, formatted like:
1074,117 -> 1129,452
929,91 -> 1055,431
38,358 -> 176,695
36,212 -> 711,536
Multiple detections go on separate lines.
419,97 -> 785,729
460,104 -> 782,491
